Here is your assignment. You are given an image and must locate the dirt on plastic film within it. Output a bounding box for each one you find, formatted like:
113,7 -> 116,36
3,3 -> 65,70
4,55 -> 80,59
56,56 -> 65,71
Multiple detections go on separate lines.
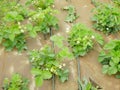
0,0 -> 120,90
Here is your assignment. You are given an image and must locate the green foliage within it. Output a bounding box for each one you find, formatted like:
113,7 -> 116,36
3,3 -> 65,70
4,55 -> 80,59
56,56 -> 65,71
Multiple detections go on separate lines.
92,2 -> 120,34
91,0 -> 101,7
0,1 -> 29,52
26,24 -> 40,38
3,33 -> 27,52
63,5 -> 78,23
26,0 -> 54,9
112,0 -> 120,7
50,35 -> 64,48
0,22 -> 27,52
50,35 -> 74,60
78,79 -> 98,90
0,2 -> 28,21
98,40 -> 120,78
29,46 -> 69,86
68,23 -> 103,57
29,7 -> 59,34
29,35 -> 73,87
0,0 -> 58,52
57,69 -> 69,83
2,74 -> 29,90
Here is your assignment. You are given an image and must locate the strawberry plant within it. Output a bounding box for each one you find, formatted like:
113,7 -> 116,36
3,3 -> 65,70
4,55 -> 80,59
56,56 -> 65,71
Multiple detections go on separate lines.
0,0 -> 58,52
68,23 -> 103,57
26,0 -> 54,9
0,1 -> 29,52
2,74 -> 29,90
28,7 -> 59,34
63,5 -> 78,23
0,1 -> 28,21
92,2 -> 120,34
29,35 -> 73,87
0,11 -> 26,51
98,40 -> 120,78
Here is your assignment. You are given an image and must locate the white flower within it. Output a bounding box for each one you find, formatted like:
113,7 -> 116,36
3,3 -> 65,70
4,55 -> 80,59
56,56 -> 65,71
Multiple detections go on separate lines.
46,68 -> 49,70
18,22 -> 21,25
106,28 -> 109,30
50,68 -> 54,72
21,29 -> 24,33
29,18 -> 32,21
84,36 -> 87,38
91,35 -> 95,39
32,57 -> 34,60
77,41 -> 80,44
63,63 -> 66,67
52,5 -> 55,8
59,65 -> 62,69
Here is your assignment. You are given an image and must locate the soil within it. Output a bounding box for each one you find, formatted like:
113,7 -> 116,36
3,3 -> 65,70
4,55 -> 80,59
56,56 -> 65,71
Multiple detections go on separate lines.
0,0 -> 120,90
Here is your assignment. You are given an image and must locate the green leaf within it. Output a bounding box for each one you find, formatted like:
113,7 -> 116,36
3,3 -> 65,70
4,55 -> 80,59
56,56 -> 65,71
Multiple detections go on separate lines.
58,69 -> 69,83
42,71 -> 52,79
108,66 -> 118,75
112,57 -> 120,64
26,24 -> 39,38
102,65 -> 109,74
9,34 -> 15,41
104,41 -> 116,50
29,30 -> 37,38
31,68 -> 42,75
57,47 -> 74,60
4,11 -> 24,22
50,35 -> 64,48
35,76 -> 43,87
94,33 -> 104,45
98,51 -> 106,62
3,40 -> 16,51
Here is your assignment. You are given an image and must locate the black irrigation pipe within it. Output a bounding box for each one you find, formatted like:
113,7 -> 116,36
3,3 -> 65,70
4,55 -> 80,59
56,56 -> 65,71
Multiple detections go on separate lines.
76,57 -> 81,90
50,28 -> 55,90
52,74 -> 55,90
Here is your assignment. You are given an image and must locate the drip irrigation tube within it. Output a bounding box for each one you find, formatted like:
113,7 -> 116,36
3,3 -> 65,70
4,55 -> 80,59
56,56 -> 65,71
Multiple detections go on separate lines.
50,29 -> 55,90
52,75 -> 55,90
76,57 -> 81,90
